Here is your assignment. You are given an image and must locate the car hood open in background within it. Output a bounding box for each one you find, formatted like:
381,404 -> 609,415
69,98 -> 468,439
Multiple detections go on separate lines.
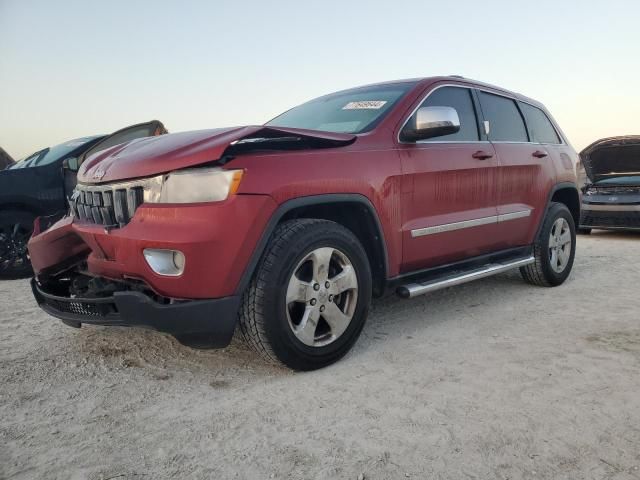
78,126 -> 356,184
581,136 -> 640,184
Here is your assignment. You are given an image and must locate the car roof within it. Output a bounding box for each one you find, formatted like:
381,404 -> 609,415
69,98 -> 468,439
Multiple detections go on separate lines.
350,76 -> 544,109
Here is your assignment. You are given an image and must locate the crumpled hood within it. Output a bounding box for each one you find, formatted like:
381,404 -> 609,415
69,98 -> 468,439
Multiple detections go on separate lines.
78,125 -> 356,184
581,136 -> 640,184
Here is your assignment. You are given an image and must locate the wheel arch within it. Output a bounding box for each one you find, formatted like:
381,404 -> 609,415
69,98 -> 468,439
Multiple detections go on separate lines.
236,194 -> 389,298
535,182 -> 580,240
550,184 -> 580,226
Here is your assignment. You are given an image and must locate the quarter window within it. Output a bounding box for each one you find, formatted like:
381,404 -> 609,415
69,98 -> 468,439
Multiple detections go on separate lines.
519,103 -> 561,144
418,87 -> 479,141
478,92 -> 528,142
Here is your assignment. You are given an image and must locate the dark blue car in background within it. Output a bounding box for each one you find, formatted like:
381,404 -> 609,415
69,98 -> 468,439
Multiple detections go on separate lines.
0,121 -> 166,278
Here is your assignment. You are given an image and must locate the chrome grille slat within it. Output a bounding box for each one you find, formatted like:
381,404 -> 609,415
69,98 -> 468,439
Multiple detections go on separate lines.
73,183 -> 147,229
113,189 -> 128,226
127,187 -> 144,219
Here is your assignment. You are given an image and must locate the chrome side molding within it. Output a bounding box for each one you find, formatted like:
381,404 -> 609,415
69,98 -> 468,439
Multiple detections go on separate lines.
397,256 -> 535,298
411,209 -> 531,238
497,210 -> 532,222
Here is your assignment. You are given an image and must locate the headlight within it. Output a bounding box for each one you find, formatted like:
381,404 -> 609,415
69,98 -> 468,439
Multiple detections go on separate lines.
146,167 -> 243,204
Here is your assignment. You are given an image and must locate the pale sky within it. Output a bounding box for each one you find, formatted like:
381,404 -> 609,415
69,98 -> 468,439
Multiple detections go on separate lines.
1,0 -> 639,159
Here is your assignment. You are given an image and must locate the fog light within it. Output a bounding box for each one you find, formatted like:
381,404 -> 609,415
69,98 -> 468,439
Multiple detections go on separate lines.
143,249 -> 185,276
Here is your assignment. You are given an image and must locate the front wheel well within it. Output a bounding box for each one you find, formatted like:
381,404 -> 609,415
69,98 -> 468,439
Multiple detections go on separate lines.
279,201 -> 387,297
550,187 -> 580,226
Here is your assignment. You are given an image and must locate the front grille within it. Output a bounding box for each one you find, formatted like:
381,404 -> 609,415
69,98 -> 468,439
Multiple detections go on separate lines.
45,297 -> 118,317
72,184 -> 144,228
585,186 -> 640,195
581,210 -> 640,228
32,280 -> 121,319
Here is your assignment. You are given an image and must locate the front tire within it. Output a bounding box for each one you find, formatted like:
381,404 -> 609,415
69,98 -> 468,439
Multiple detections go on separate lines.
239,219 -> 372,370
520,202 -> 576,287
0,211 -> 35,279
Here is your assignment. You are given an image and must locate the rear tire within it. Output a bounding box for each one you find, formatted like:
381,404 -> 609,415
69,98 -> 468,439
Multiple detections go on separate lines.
0,210 -> 35,279
520,202 -> 576,287
239,219 -> 372,370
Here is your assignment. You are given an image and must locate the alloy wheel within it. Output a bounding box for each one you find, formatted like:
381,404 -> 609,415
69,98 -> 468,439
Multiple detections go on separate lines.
285,247 -> 359,347
0,223 -> 31,275
548,217 -> 571,273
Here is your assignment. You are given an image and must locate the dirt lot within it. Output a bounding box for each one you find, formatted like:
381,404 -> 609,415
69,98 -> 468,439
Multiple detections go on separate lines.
2,231 -> 640,480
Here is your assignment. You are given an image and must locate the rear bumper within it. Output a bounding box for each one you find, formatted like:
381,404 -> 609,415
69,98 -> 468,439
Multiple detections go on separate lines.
31,279 -> 240,347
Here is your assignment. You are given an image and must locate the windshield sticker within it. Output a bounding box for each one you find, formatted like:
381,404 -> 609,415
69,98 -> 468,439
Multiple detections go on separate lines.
342,100 -> 387,110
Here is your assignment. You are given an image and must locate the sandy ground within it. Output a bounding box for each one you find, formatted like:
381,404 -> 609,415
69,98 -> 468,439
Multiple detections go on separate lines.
1,231 -> 640,480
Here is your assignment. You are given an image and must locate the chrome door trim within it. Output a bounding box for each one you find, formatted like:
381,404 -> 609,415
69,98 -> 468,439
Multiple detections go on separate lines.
411,215 -> 495,237
411,209 -> 531,238
497,210 -> 532,222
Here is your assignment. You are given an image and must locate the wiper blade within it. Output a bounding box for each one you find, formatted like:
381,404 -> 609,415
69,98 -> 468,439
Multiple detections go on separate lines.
232,136 -> 302,145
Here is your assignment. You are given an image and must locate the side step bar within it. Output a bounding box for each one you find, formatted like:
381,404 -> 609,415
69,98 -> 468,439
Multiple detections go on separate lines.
396,256 -> 535,299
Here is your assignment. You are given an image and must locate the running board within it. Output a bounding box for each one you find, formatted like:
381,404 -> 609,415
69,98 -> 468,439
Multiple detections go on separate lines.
396,256 -> 535,299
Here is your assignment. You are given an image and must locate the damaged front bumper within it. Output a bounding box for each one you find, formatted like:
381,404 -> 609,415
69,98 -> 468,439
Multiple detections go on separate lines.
27,193 -> 276,347
31,278 -> 240,348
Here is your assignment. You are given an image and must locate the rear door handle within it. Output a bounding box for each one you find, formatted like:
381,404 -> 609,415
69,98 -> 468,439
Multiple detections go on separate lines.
472,150 -> 493,160
532,150 -> 548,158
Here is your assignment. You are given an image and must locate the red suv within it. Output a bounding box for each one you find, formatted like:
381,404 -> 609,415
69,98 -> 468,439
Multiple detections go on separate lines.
28,76 -> 579,370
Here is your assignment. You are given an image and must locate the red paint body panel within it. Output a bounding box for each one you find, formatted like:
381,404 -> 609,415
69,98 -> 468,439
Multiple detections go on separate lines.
29,76 -> 579,302
233,147 -> 404,276
397,142 -> 501,271
491,143 -> 556,248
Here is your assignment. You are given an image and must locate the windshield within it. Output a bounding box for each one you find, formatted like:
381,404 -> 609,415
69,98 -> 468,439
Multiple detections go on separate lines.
266,82 -> 417,134
9,136 -> 100,169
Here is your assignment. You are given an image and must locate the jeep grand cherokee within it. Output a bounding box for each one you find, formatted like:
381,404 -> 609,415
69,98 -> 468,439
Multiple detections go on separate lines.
28,76 -> 580,370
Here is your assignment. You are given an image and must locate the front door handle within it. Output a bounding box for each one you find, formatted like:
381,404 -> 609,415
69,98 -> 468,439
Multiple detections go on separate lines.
472,150 -> 493,160
532,150 -> 548,158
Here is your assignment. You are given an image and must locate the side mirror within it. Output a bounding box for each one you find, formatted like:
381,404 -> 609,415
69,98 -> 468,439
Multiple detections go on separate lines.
63,157 -> 79,171
401,106 -> 461,142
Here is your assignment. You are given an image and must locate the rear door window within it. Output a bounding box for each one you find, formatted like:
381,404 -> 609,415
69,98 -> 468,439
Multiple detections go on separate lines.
519,103 -> 561,144
418,86 -> 479,141
478,92 -> 528,142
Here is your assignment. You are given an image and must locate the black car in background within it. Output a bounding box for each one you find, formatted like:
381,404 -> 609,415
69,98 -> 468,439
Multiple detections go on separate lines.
579,136 -> 640,233
0,121 -> 167,278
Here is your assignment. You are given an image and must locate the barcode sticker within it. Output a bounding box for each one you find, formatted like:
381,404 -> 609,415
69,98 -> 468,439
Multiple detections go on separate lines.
342,101 -> 387,110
